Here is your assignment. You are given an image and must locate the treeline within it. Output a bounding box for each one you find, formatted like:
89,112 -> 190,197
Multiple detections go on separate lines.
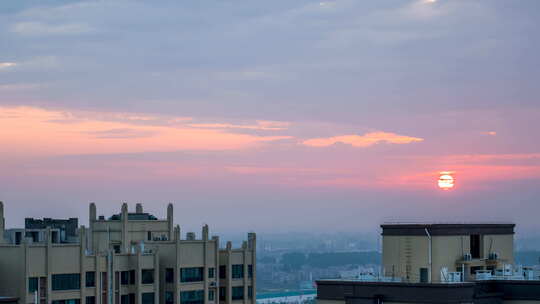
271,251 -> 540,271
515,251 -> 540,265
281,251 -> 381,270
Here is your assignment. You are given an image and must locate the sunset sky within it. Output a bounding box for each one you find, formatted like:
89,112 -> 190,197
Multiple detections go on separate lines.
1,0 -> 539,235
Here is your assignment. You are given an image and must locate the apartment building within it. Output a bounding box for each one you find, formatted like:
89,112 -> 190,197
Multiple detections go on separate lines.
0,201 -> 256,304
317,223 -> 540,304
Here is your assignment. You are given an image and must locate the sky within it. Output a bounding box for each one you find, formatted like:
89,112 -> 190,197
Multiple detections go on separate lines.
1,0 -> 540,237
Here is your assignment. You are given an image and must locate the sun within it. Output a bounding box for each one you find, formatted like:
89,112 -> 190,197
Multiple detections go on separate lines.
438,172 -> 454,190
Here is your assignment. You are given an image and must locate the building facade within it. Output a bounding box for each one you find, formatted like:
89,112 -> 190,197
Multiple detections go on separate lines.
0,202 -> 256,304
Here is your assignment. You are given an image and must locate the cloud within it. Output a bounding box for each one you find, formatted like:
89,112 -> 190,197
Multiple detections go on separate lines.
188,120 -> 290,131
85,128 -> 159,139
0,57 -> 59,73
0,106 -> 292,157
10,22 -> 93,35
303,132 -> 424,148
482,131 -> 497,136
0,83 -> 45,91
0,62 -> 17,70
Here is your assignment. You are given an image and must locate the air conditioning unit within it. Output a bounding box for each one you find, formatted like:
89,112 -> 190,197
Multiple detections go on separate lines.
463,253 -> 472,261
488,252 -> 499,260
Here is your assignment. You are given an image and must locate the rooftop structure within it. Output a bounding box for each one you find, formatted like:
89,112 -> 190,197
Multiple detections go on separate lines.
316,222 -> 540,304
381,223 -> 515,283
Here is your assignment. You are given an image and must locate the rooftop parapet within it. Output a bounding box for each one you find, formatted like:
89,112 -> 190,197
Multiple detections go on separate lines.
381,223 -> 515,236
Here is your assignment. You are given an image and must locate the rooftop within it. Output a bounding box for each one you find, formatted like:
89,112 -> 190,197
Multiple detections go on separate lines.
381,223 -> 515,236
107,213 -> 158,221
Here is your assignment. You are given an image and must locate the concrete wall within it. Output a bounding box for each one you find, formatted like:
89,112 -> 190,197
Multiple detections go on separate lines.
382,235 -> 429,282
432,235 -> 468,282
484,234 -> 514,262
0,245 -> 25,300
383,229 -> 514,282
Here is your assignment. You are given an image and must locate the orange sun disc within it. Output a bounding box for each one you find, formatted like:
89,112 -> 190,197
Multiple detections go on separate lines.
438,172 -> 454,190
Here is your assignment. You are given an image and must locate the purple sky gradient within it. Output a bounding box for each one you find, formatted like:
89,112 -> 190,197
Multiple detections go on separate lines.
1,0 -> 539,235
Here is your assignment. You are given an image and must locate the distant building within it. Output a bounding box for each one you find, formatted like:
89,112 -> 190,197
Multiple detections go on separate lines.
317,223 -> 540,303
0,201 -> 256,304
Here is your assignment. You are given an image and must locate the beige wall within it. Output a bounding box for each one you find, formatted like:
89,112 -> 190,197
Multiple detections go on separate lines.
484,234 -> 514,262
431,235 -> 468,282
0,245 -> 25,300
383,232 -> 514,282
382,235 -> 429,282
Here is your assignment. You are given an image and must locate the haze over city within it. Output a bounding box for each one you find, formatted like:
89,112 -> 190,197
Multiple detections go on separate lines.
1,0 -> 540,235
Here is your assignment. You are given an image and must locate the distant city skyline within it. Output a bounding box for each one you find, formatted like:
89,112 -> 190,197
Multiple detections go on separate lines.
1,0 -> 540,233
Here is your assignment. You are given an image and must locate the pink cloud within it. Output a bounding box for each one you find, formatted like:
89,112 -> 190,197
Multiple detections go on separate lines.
302,131 -> 424,147
0,106 -> 292,157
187,120 -> 290,131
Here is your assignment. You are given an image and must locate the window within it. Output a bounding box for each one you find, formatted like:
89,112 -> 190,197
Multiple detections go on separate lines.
101,272 -> 108,304
52,274 -> 80,291
51,231 -> 59,243
248,265 -> 253,278
232,265 -> 243,279
39,277 -> 46,295
180,290 -> 204,304
219,287 -> 226,301
101,272 -> 107,291
147,231 -> 152,241
470,235 -> 481,259
121,295 -> 129,304
52,300 -> 80,304
129,270 -> 135,285
113,245 -> 121,254
121,271 -> 130,285
165,268 -> 174,283
26,231 -> 39,243
141,293 -> 154,304
208,267 -> 215,279
86,297 -> 96,304
248,286 -> 253,299
29,277 -> 38,293
209,290 -> 215,302
165,292 -> 174,304
180,267 -> 204,282
232,287 -> 244,300
141,269 -> 154,284
419,268 -> 428,283
118,295 -> 135,304
219,266 -> 226,279
86,272 -> 96,287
